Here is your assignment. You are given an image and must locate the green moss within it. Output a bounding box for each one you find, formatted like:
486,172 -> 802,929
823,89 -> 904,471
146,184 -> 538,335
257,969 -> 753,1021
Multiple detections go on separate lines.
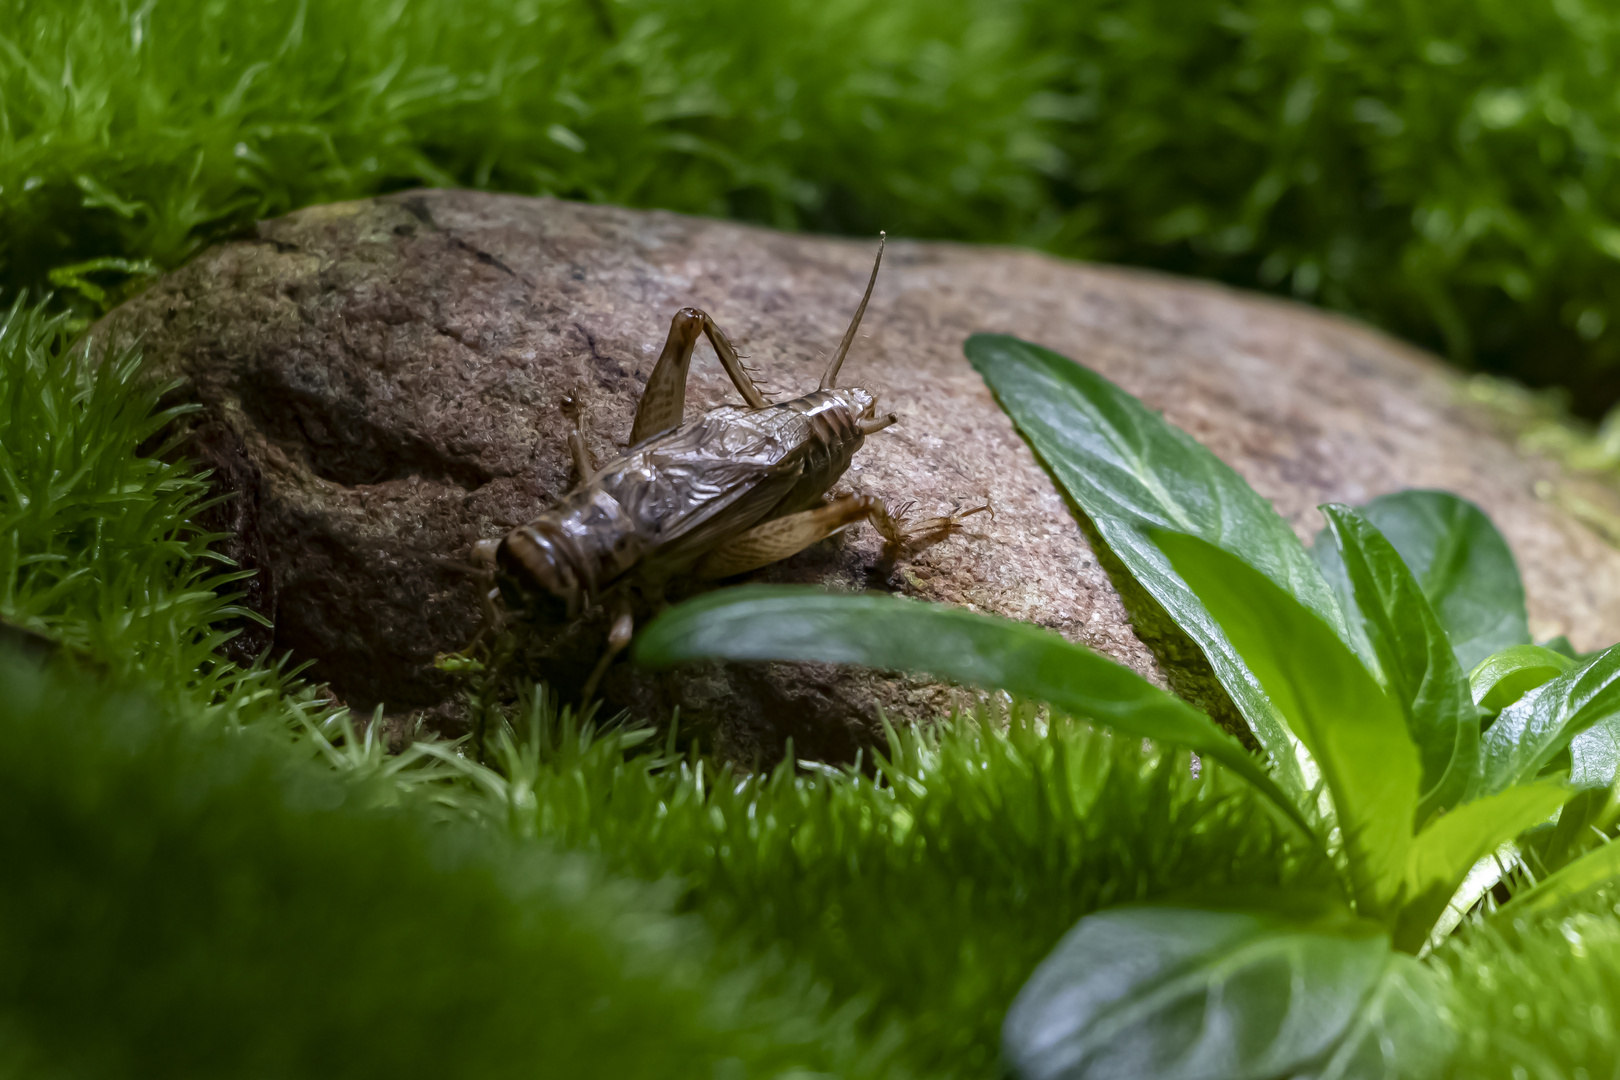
0,294 -> 325,736
10,0 -> 1620,405
0,0 -> 1048,309
433,693 -> 1330,1078
1025,0 -> 1620,411
0,652 -> 914,1080
1442,887 -> 1620,1078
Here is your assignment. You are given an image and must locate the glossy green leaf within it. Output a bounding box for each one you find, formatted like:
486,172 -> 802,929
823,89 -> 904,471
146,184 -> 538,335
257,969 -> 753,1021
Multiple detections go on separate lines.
1495,834 -> 1620,922
1155,531 -> 1418,916
1525,787 -> 1614,886
966,333 -> 1359,796
1003,904 -> 1452,1080
1392,782 -> 1568,953
1313,490 -> 1529,672
1571,718 -> 1620,792
1306,951 -> 1455,1080
634,585 -> 1311,833
1468,644 -> 1576,715
1480,644 -> 1620,796
1321,505 -> 1480,823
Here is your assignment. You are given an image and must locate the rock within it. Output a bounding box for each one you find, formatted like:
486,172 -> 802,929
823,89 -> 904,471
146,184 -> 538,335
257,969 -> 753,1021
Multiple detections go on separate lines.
93,190 -> 1620,760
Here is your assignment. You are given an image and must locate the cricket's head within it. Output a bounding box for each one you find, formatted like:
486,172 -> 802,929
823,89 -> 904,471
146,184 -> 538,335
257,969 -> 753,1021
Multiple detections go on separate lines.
494,526 -> 582,624
827,384 -> 898,437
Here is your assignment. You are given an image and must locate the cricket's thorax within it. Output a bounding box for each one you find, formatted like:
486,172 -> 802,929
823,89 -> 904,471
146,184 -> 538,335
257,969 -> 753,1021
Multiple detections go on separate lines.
498,387 -> 875,616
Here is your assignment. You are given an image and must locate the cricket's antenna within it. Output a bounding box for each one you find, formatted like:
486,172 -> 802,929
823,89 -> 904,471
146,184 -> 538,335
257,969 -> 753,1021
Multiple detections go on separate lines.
820,231 -> 885,390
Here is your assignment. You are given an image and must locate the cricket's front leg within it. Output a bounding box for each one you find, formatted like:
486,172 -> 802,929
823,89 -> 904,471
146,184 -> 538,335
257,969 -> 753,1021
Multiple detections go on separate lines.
562,401 -> 596,487
580,594 -> 635,705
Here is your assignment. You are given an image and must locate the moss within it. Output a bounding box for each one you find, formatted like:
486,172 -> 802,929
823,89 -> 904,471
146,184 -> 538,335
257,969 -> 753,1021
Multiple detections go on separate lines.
0,652 -> 906,1080
1441,887 -> 1620,1078
449,691 -> 1330,1077
11,0 -> 1620,406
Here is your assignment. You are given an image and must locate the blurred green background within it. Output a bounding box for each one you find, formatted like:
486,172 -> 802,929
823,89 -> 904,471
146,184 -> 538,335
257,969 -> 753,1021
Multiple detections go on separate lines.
7,0 -> 1620,409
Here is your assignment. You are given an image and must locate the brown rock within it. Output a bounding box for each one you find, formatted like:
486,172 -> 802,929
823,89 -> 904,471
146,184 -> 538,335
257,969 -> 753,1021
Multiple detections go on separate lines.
93,190 -> 1620,760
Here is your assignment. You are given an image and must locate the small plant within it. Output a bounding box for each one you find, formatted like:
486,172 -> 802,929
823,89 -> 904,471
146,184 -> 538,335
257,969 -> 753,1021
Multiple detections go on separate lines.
637,334 -> 1620,1078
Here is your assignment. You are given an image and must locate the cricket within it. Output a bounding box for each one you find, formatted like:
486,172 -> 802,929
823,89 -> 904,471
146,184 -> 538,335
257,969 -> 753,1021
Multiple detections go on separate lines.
465,234 -> 985,701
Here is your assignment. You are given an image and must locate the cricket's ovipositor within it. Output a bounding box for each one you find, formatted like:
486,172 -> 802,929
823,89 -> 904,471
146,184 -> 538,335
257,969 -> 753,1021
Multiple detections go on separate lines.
466,235 -> 984,698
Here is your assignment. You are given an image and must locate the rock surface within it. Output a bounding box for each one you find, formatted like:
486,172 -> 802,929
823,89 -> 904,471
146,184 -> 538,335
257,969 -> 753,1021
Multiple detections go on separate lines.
94,190 -> 1620,759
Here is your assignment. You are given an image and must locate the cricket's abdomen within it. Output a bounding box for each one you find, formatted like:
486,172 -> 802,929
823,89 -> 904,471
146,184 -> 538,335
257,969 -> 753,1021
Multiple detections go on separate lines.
499,388 -> 872,618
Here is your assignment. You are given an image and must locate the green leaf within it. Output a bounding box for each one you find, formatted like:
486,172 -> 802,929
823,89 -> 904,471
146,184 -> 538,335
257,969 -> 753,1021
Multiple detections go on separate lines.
634,585 -> 1311,833
1392,782 -> 1568,953
1321,505 -> 1480,823
966,333 -> 1357,796
1306,950 -> 1455,1080
1571,718 -> 1620,791
1479,644 -> 1620,796
1313,491 -> 1529,672
1525,786 -> 1614,886
1468,644 -> 1575,715
1155,531 -> 1419,917
1002,904 -> 1453,1080
1495,835 -> 1620,922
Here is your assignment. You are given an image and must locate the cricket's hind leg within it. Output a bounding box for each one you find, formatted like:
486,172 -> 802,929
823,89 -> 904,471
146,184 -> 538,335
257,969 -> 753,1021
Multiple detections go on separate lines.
695,494 -> 988,580
696,494 -> 881,579
631,308 -> 770,445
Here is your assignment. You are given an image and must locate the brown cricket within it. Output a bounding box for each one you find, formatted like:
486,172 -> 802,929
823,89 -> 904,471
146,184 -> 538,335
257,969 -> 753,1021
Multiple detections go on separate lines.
470,234 -> 983,698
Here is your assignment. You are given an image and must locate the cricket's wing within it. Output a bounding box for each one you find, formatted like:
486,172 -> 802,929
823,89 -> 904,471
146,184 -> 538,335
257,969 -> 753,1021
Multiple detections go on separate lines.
639,459 -> 806,568
598,406 -> 812,564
